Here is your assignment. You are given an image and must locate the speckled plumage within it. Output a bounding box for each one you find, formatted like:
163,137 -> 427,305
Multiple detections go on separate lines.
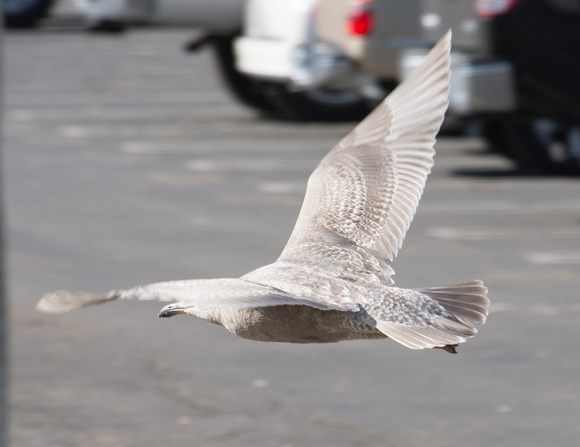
37,31 -> 490,352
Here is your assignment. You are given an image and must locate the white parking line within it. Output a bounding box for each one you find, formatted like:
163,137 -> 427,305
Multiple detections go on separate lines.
258,182 -> 306,194
489,302 -> 580,315
122,140 -> 325,155
185,159 -> 317,172
427,226 -> 580,240
525,251 -> 580,265
419,200 -> 580,215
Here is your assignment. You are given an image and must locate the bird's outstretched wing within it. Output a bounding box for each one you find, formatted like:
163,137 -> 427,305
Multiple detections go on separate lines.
36,278 -> 352,315
277,31 -> 451,285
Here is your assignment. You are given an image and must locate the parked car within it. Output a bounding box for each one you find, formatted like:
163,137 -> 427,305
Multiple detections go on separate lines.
4,0 -> 57,28
401,0 -> 580,174
234,0 -> 369,120
234,0 -> 422,120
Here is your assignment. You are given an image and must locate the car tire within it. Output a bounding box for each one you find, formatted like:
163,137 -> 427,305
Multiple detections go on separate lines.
261,82 -> 370,122
4,0 -> 56,28
481,120 -> 517,160
211,36 -> 277,113
497,118 -> 580,175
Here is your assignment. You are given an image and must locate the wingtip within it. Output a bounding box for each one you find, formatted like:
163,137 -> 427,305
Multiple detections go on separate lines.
389,27 -> 452,101
426,28 -> 452,67
36,290 -> 114,314
430,28 -> 452,67
444,28 -> 452,42
435,29 -> 452,53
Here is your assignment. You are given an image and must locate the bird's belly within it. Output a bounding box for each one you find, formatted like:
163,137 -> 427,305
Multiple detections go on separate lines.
222,305 -> 386,343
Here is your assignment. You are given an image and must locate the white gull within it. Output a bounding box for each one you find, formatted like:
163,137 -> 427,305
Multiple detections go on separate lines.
37,31 -> 489,353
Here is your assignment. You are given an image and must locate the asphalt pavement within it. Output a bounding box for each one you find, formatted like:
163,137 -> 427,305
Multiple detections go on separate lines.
4,21 -> 580,447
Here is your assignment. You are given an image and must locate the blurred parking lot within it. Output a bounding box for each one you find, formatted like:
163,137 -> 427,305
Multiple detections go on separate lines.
4,15 -> 580,447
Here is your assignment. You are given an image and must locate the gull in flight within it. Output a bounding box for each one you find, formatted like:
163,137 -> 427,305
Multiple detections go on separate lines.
37,31 -> 489,353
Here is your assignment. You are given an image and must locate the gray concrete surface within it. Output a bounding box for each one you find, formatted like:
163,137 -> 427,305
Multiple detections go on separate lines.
4,22 -> 580,447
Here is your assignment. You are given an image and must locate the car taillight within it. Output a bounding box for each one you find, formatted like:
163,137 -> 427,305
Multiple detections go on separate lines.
475,0 -> 519,18
346,0 -> 374,35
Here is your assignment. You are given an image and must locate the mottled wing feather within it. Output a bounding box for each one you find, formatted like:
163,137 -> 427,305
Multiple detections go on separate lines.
279,31 -> 451,283
276,143 -> 398,284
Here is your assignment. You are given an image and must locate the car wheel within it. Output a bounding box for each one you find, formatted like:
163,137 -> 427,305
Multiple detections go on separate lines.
4,0 -> 56,28
499,118 -> 580,175
481,120 -> 517,160
211,36 -> 277,113
262,82 -> 370,122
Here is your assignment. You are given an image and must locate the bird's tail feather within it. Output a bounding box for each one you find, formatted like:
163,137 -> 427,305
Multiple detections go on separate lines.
375,280 -> 489,352
416,280 -> 489,327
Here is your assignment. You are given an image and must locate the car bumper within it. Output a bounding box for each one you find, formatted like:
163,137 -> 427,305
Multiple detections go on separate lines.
234,37 -> 358,90
400,49 -> 517,115
235,37 -> 295,80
